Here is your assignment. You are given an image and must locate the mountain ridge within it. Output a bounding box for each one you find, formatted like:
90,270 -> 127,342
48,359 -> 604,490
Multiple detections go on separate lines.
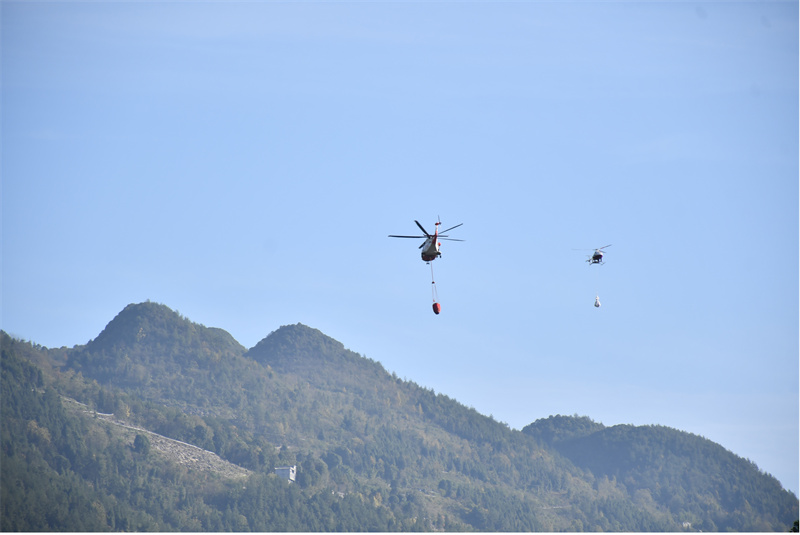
3,301 -> 797,531
84,301 -> 245,361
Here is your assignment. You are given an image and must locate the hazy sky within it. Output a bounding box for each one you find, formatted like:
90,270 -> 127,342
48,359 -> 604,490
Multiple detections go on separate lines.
3,1 -> 797,494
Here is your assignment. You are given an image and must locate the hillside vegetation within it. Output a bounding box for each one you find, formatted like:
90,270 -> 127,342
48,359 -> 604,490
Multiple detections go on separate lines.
2,301 -> 797,531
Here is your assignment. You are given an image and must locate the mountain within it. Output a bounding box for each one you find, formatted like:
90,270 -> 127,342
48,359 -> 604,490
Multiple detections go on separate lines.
68,301 -> 246,388
524,416 -> 797,531
2,301 -> 797,531
247,322 -> 369,372
523,414 -> 605,444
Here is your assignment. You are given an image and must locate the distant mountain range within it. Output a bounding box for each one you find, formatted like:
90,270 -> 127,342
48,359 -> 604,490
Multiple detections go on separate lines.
2,301 -> 797,531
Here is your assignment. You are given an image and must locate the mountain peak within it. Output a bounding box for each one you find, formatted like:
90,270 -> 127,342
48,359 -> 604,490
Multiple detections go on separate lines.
246,323 -> 361,372
68,302 -> 244,384
522,414 -> 605,445
88,301 -> 185,350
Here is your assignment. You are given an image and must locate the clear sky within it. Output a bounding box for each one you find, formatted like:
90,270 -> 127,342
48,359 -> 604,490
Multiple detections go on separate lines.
2,1 -> 798,494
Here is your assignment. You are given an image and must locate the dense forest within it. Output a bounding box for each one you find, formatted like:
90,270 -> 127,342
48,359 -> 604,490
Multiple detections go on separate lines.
524,416 -> 798,531
2,301 -> 797,531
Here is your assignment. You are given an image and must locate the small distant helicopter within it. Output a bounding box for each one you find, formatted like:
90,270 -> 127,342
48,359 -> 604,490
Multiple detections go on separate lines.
586,244 -> 612,265
388,220 -> 464,262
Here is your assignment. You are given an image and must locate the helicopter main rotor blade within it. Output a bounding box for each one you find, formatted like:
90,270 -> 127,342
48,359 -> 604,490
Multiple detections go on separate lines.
599,244 -> 612,250
414,220 -> 432,237
388,235 -> 425,238
439,223 -> 463,234
439,238 -> 464,242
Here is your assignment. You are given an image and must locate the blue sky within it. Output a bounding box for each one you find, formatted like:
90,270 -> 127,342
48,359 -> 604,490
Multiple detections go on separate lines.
2,1 -> 797,494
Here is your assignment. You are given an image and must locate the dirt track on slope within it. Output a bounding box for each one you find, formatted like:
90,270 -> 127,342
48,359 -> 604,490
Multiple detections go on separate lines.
62,396 -> 251,479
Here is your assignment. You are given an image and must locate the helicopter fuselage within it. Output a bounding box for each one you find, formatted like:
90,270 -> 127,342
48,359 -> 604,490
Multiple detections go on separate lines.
585,245 -> 611,265
421,237 -> 441,262
588,251 -> 604,264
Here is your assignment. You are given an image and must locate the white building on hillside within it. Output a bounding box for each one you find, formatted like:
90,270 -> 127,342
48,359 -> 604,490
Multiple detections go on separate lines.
275,465 -> 296,482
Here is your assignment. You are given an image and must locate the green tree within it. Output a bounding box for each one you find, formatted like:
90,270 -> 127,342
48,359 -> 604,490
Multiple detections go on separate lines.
133,434 -> 150,456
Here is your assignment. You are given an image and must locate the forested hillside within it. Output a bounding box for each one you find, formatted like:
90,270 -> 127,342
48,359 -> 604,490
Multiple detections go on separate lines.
2,301 -> 797,531
524,416 -> 797,531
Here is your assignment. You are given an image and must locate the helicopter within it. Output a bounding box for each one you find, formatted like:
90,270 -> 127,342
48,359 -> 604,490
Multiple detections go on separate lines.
388,220 -> 464,262
586,244 -> 612,265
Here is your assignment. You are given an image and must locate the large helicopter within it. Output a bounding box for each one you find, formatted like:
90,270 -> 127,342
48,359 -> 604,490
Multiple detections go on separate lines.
388,220 -> 464,262
586,244 -> 612,265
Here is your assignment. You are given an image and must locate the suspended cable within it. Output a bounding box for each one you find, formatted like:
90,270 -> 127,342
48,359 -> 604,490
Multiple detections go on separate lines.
430,262 -> 441,314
